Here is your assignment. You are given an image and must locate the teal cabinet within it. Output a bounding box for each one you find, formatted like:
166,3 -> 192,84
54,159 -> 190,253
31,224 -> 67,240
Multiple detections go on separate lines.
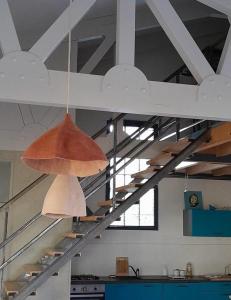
105,284 -> 141,300
140,283 -> 162,299
163,283 -> 199,300
105,283 -> 162,300
105,282 -> 231,300
183,209 -> 231,237
198,282 -> 231,300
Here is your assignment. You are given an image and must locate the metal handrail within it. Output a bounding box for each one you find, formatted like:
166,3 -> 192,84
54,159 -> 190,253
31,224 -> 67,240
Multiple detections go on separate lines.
0,117 -> 175,271
0,113 -> 126,212
85,118 -> 174,199
0,115 -> 162,253
0,174 -> 49,211
83,115 -> 160,192
91,113 -> 126,140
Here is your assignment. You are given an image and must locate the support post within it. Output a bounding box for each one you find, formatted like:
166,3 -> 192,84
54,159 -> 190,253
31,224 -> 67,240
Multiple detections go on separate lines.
0,0 -> 21,54
116,0 -> 136,65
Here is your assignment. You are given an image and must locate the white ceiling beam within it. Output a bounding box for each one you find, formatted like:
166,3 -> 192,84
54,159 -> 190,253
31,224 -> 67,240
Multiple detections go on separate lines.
30,0 -> 96,63
1,70 -> 231,120
80,32 -> 115,74
196,0 -> 231,16
0,0 -> 21,54
217,27 -> 231,77
145,0 -> 215,84
116,0 -> 136,65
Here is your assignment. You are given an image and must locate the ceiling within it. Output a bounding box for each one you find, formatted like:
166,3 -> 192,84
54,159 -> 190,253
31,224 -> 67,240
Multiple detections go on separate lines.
7,0 -> 220,49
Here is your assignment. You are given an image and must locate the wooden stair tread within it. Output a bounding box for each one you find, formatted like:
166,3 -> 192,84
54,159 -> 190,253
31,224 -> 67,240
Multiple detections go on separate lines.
115,183 -> 143,193
23,264 -> 43,276
79,216 -> 104,222
184,163 -> 227,175
98,200 -> 113,207
131,167 -> 161,179
65,232 -> 85,239
163,138 -> 190,153
196,122 -> 231,153
4,282 -> 24,296
147,152 -> 173,166
213,166 -> 231,176
46,249 -> 64,257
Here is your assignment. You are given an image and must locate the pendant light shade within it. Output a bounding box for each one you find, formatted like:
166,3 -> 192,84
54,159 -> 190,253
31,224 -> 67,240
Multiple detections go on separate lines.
22,114 -> 108,177
42,175 -> 86,219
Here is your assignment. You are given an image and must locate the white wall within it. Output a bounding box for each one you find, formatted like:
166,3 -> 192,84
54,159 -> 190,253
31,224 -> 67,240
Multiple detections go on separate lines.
0,151 -> 71,300
72,178 -> 231,277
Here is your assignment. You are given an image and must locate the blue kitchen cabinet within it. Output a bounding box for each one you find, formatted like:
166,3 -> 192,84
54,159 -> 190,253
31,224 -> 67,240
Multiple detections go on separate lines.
140,283 -> 162,299
198,282 -> 231,300
199,293 -> 231,300
105,284 -> 141,300
183,209 -> 231,237
163,283 -> 199,300
105,283 -> 162,300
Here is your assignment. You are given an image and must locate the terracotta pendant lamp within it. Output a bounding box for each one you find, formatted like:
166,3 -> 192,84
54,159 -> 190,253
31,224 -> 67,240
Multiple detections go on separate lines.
42,175 -> 86,219
21,113 -> 108,177
21,0 -> 108,177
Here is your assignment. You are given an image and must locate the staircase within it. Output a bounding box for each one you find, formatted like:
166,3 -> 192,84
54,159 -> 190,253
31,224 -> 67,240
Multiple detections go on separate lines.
0,38 -> 228,299
0,112 -> 212,299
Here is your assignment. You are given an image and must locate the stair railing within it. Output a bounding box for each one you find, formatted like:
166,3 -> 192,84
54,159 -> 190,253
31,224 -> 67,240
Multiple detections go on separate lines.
0,117 -> 176,271
0,114 -> 164,253
12,126 -> 211,300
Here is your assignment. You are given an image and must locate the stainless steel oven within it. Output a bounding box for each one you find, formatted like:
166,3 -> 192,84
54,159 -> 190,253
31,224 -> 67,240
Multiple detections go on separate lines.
70,284 -> 105,300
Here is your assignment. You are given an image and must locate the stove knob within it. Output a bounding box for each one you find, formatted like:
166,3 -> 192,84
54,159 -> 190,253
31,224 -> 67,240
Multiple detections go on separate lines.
94,287 -> 98,291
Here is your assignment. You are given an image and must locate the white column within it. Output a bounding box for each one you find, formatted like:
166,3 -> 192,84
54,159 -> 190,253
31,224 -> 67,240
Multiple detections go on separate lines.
116,0 -> 136,65
0,0 -> 21,54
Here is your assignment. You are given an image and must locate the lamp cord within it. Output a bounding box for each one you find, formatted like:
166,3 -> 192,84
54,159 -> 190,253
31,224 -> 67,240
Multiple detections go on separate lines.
66,0 -> 72,114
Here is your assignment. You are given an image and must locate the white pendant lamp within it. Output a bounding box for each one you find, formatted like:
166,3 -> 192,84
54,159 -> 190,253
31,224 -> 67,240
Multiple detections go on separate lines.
42,175 -> 86,219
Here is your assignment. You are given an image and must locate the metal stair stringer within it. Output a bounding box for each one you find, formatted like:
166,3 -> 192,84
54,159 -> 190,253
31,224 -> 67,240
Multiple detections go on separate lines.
12,128 -> 210,300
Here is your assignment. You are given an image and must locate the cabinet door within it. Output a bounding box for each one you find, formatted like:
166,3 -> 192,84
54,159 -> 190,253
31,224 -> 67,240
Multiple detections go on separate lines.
198,282 -> 231,300
141,283 -> 162,300
163,283 -> 198,300
105,284 -> 141,300
190,210 -> 231,237
199,292 -> 231,300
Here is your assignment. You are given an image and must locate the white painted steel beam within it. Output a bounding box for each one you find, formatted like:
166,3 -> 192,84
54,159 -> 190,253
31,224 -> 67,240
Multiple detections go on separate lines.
30,0 -> 96,62
0,0 -> 21,54
145,0 -> 215,83
80,33 -> 115,74
0,69 -> 231,120
196,0 -> 231,16
217,27 -> 231,77
116,0 -> 136,65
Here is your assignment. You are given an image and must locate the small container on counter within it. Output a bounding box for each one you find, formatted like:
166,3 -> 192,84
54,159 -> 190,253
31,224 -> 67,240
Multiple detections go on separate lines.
186,262 -> 193,277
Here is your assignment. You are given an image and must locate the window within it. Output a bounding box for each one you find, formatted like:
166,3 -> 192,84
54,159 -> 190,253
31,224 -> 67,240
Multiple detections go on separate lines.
123,120 -> 155,141
106,120 -> 158,230
107,156 -> 158,230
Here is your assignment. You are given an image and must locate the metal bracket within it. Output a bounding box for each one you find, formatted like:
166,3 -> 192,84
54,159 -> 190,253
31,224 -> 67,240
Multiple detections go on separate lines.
0,51 -> 49,96
102,65 -> 150,111
198,74 -> 231,103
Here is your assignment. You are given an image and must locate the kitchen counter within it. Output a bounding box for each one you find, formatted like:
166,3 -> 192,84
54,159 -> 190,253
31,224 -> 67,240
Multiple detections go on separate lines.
71,275 -> 219,284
